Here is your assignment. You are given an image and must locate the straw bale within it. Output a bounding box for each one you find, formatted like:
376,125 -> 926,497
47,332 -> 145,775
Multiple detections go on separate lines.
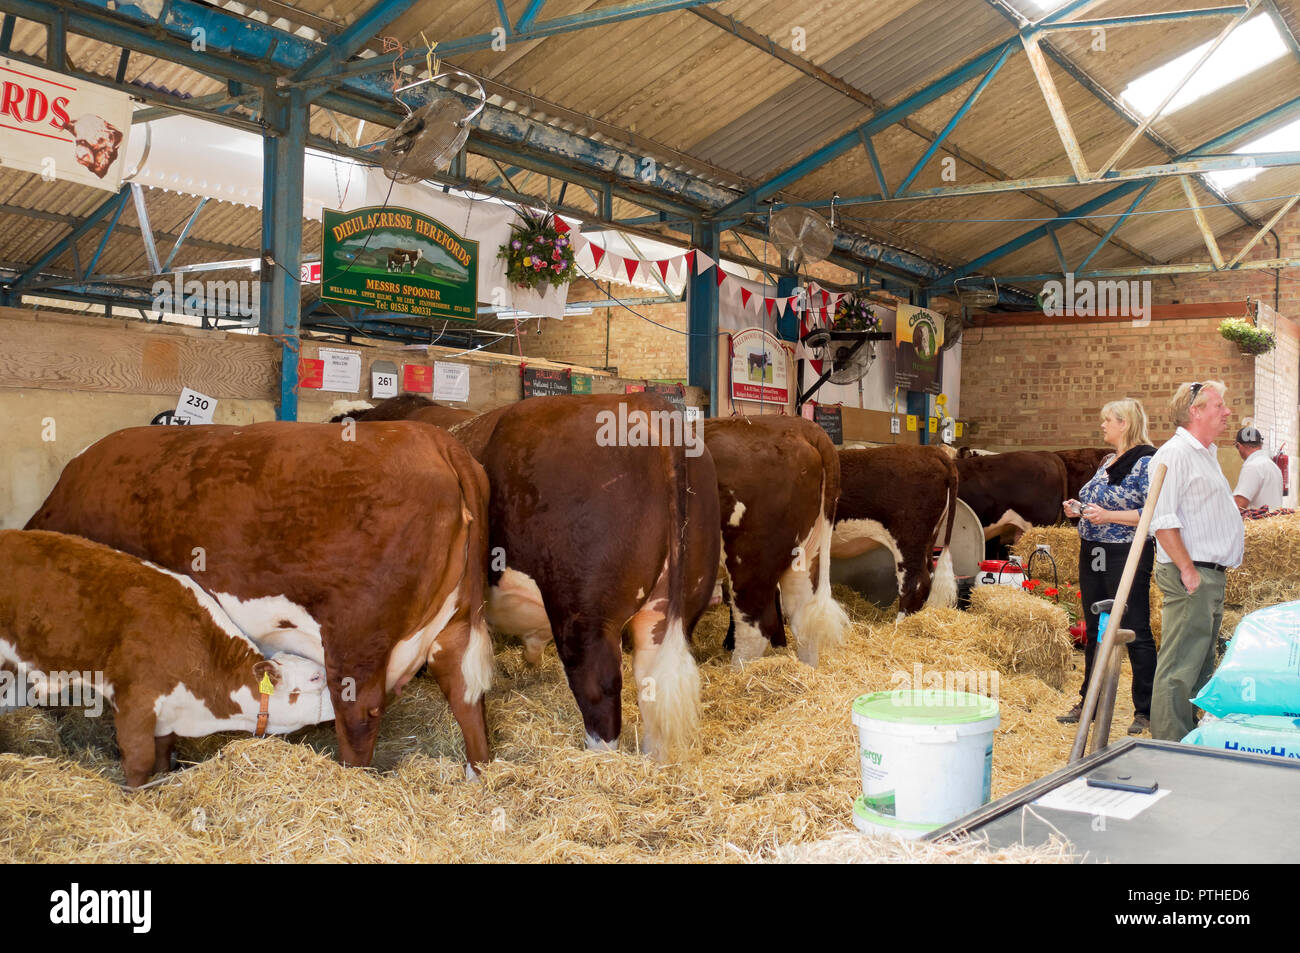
0,598 -> 1109,863
1226,513 -> 1300,611
968,586 -> 1073,689
1013,528 -> 1081,585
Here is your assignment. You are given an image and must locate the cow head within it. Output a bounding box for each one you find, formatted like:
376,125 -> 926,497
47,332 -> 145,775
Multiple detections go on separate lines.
252,653 -> 334,731
60,114 -> 124,179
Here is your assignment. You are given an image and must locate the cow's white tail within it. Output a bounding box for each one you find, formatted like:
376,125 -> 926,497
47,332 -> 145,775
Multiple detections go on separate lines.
460,620 -> 494,704
791,514 -> 851,668
640,619 -> 700,761
925,548 -> 958,609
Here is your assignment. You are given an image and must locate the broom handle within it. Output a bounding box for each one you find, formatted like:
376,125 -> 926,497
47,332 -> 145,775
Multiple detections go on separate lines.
1090,628 -> 1135,754
1069,462 -> 1168,763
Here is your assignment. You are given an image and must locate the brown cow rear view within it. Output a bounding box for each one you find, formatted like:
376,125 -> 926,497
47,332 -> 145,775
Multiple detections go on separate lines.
704,415 -> 849,666
25,421 -> 492,773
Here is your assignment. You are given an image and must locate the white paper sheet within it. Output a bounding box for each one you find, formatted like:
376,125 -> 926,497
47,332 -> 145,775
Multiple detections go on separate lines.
1032,777 -> 1172,821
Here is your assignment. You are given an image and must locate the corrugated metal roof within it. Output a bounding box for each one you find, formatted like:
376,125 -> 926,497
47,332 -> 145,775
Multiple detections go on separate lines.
1,0 -> 1297,298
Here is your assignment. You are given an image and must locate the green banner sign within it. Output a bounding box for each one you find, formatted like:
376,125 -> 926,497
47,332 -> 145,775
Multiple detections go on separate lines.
321,206 -> 478,323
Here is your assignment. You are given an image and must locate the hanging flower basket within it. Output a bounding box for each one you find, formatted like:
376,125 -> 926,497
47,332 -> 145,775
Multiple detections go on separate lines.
498,211 -> 577,291
1219,317 -> 1276,355
831,293 -> 881,332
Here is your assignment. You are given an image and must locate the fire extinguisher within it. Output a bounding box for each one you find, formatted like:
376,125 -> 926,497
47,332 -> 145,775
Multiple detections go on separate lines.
1274,443 -> 1289,496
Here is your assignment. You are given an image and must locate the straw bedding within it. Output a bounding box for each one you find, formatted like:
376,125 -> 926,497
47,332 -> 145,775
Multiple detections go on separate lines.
7,510 -> 1289,864
0,585 -> 1096,864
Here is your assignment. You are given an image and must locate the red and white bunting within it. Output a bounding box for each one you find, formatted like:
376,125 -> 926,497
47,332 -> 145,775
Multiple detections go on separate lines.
624,256 -> 641,283
694,250 -> 715,275
765,298 -> 776,318
739,287 -> 752,310
590,244 -> 606,269
656,259 -> 671,281
775,297 -> 788,318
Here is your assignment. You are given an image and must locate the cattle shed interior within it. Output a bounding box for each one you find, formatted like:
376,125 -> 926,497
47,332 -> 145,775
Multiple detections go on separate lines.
2,0 -> 1300,873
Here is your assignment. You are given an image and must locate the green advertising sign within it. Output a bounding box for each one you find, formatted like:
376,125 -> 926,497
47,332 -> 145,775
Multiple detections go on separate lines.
321,206 -> 478,323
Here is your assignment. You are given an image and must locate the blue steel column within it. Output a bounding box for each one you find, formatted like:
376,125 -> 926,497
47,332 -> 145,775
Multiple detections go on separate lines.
688,222 -> 719,416
260,87 -> 307,421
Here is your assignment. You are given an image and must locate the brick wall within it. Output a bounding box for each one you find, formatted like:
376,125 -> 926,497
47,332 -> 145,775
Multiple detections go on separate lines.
960,316 -> 1257,447
491,277 -> 689,381
960,203 -> 1300,482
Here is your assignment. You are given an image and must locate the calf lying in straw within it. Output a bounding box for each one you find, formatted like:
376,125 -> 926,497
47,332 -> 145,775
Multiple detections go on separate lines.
0,531 -> 332,787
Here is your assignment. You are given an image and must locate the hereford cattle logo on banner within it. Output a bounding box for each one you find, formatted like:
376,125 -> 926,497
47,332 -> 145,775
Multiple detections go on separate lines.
322,206 -> 478,323
894,304 -> 945,396
0,58 -> 133,191
731,327 -> 790,404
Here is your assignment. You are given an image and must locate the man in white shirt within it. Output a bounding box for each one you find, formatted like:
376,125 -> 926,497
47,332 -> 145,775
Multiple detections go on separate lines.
1231,424 -> 1284,510
1148,381 -> 1245,742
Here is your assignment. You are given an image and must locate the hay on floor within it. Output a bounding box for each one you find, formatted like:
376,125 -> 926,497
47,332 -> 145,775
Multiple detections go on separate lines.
763,829 -> 1076,864
0,592 -> 1098,863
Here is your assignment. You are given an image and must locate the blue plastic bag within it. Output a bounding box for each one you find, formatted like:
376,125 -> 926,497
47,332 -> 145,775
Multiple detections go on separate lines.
1182,713 -> 1300,760
1192,601 -> 1300,718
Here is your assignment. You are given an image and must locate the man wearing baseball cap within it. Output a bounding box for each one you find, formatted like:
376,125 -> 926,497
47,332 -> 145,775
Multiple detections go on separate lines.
1231,423 -> 1283,511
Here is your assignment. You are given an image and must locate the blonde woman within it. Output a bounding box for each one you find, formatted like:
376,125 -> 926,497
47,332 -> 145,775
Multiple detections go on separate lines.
1058,398 -> 1157,733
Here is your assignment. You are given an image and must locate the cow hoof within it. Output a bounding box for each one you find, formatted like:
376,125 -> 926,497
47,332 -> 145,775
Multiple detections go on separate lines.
795,646 -> 819,668
895,611 -> 906,623
584,732 -> 618,752
464,763 -> 480,782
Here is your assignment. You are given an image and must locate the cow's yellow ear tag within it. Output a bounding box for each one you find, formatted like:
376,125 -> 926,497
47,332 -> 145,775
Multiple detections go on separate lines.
259,672 -> 275,695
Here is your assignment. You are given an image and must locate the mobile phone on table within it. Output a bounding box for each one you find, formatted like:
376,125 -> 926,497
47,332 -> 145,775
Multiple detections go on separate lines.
1086,770 -> 1158,794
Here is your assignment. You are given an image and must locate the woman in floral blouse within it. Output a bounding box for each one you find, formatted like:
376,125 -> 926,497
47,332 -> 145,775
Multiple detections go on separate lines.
1058,398 -> 1157,734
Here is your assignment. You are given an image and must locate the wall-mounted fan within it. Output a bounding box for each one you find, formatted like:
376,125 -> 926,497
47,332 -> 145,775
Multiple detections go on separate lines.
942,311 -> 965,351
769,207 -> 835,268
797,326 -> 891,406
953,276 -> 998,309
380,69 -> 486,183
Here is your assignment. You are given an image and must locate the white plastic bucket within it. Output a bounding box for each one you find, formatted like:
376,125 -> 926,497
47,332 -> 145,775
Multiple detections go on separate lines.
852,796 -> 936,840
851,689 -> 1000,826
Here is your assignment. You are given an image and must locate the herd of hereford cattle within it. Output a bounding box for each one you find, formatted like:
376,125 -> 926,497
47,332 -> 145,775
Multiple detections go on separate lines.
4,392 -> 1101,787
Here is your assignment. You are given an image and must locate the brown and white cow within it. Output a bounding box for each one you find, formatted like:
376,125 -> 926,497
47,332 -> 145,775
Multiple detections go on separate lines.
0,530 -> 333,788
387,248 -> 422,273
955,449 -> 1069,544
833,446 -> 959,616
451,393 -> 720,760
703,415 -> 850,667
25,421 -> 492,774
329,394 -> 478,430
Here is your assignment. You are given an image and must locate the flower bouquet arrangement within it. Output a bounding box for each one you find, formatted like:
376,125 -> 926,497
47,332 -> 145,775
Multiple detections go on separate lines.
1219,317 -> 1276,355
832,293 -> 881,332
499,210 -> 576,291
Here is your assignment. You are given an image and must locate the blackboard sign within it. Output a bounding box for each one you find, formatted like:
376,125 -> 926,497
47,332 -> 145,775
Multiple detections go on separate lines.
814,404 -> 843,445
522,366 -> 571,398
647,382 -> 686,411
